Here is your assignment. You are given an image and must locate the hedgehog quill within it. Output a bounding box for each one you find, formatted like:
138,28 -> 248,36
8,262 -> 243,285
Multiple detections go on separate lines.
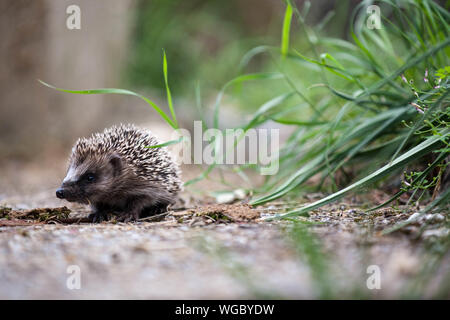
56,124 -> 182,222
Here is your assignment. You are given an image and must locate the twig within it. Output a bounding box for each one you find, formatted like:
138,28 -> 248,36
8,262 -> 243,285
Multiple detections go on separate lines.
138,212 -> 171,222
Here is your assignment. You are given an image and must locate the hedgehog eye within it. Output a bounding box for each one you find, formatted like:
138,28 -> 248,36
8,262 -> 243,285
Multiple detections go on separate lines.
85,173 -> 95,182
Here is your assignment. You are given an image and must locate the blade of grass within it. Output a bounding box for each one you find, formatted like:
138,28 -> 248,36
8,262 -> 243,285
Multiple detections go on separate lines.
146,136 -> 184,149
281,1 -> 293,57
366,151 -> 448,212
390,89 -> 449,162
382,185 -> 450,235
163,50 -> 178,127
264,128 -> 449,220
38,79 -> 176,129
213,72 -> 284,129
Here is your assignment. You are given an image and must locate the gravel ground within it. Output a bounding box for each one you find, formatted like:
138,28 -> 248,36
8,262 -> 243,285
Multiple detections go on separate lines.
1,188 -> 449,299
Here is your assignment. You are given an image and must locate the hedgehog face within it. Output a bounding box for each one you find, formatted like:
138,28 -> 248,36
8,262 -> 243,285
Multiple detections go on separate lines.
56,153 -> 122,204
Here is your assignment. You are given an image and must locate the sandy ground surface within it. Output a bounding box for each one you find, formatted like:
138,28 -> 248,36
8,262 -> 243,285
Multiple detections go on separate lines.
0,160 -> 449,299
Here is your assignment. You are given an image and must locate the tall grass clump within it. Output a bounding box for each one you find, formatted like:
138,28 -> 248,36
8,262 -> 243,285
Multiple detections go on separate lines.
219,0 -> 449,219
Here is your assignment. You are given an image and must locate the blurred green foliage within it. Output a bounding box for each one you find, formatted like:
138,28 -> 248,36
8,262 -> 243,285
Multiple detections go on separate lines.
126,0 -> 283,94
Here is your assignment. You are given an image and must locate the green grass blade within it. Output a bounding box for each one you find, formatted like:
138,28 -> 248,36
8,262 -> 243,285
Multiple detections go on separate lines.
366,151 -> 449,212
239,45 -> 271,71
264,128 -> 449,220
146,136 -> 184,149
281,1 -> 293,57
356,37 -> 450,100
38,79 -> 176,129
390,90 -> 449,163
213,72 -> 284,129
382,186 -> 450,235
163,50 -> 178,128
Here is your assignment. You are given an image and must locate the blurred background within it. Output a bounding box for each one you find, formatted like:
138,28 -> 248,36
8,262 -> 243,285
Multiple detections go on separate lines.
0,0 -> 446,198
0,0 -> 341,196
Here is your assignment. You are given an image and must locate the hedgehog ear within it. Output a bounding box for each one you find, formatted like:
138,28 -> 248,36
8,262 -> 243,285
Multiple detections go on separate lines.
109,154 -> 122,176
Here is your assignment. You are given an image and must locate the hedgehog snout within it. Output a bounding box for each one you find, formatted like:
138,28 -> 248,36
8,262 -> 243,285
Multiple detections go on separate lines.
56,188 -> 65,199
56,180 -> 86,203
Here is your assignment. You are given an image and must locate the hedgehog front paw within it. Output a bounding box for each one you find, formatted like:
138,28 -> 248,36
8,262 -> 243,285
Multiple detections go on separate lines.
115,212 -> 139,223
88,211 -> 107,223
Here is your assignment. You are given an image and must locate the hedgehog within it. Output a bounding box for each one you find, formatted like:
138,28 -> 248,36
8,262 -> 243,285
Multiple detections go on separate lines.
56,124 -> 182,222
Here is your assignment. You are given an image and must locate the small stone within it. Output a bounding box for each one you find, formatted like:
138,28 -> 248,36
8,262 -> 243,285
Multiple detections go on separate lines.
430,213 -> 445,223
422,228 -> 449,239
407,212 -> 421,222
215,193 -> 236,204
233,189 -> 247,200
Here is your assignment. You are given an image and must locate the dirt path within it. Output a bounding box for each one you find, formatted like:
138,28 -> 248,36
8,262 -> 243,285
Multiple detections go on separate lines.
1,189 -> 448,299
